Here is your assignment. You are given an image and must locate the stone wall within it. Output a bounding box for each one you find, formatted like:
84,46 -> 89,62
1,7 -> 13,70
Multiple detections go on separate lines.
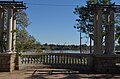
93,54 -> 120,74
0,53 -> 16,72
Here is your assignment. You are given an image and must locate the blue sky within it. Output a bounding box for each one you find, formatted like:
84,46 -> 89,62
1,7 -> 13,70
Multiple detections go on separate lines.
21,0 -> 120,45
23,0 -> 86,45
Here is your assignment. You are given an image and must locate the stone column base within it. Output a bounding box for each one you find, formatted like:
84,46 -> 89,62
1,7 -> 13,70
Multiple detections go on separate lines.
93,54 -> 118,73
0,53 -> 16,72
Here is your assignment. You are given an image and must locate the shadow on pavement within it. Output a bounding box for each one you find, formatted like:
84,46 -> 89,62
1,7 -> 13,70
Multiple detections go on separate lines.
25,74 -> 120,79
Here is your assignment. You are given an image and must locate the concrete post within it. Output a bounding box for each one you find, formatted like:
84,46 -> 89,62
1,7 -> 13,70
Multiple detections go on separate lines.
0,9 -> 4,52
94,11 -> 98,54
12,10 -> 16,52
109,11 -> 115,54
105,10 -> 115,54
7,8 -> 13,53
94,9 -> 103,54
105,13 -> 109,54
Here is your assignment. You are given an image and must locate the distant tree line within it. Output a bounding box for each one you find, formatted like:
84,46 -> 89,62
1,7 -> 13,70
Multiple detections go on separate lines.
40,43 -> 89,51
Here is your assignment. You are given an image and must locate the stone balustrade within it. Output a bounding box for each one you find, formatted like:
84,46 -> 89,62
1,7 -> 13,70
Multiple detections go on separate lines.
19,53 -> 93,72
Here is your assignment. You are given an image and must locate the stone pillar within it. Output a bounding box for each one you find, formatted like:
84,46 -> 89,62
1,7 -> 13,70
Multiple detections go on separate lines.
7,8 -> 13,53
94,9 -> 103,54
105,13 -> 109,54
94,11 -> 97,54
109,11 -> 115,54
12,10 -> 16,52
105,11 -> 115,54
0,9 -> 4,52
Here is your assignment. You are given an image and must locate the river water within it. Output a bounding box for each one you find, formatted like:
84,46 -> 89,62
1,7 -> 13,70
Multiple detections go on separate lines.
42,50 -> 90,54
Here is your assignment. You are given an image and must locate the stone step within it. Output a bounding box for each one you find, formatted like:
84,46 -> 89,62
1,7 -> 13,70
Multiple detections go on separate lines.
19,64 -> 52,69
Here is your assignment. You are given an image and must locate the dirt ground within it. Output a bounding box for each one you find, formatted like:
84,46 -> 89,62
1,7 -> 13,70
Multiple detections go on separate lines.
0,70 -> 120,79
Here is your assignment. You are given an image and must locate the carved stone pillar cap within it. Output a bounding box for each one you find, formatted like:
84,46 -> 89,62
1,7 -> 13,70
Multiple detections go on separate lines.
6,50 -> 12,53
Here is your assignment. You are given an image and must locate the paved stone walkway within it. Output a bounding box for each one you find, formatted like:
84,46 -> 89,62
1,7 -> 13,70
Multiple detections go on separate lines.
0,70 -> 120,79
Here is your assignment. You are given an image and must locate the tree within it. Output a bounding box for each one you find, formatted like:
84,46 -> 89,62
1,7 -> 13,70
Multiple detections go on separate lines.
16,10 -> 31,29
16,28 -> 41,52
15,10 -> 35,52
74,0 -> 120,44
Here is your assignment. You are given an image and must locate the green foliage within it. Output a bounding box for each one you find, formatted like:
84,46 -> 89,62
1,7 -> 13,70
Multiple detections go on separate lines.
36,48 -> 43,53
87,0 -> 112,4
16,28 -> 40,52
74,5 -> 92,34
15,10 -> 41,52
16,10 -> 31,28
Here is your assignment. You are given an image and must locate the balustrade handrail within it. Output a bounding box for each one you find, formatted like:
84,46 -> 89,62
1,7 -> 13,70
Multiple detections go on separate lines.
20,52 -> 93,56
18,52 -> 93,70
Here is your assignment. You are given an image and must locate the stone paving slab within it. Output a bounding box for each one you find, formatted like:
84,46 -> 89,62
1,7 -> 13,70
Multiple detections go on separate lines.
0,70 -> 120,79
